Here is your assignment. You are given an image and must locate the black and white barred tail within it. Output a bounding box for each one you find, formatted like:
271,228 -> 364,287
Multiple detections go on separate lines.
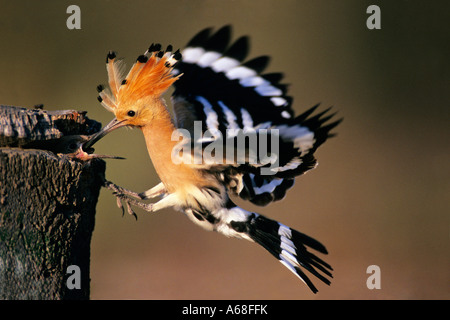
201,200 -> 333,293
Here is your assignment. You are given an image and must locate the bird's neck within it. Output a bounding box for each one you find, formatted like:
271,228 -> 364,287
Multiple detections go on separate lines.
140,100 -> 205,194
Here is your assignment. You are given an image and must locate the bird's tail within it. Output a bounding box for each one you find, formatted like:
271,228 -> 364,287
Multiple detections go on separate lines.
221,202 -> 333,293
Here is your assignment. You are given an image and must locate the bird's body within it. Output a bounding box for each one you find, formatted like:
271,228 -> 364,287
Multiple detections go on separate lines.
93,26 -> 341,293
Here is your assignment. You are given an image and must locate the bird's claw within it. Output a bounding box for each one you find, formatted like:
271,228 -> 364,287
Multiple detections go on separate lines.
124,200 -> 138,221
113,191 -> 153,219
104,180 -> 142,199
112,192 -> 136,219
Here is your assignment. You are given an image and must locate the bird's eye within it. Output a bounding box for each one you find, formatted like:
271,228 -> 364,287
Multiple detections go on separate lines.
127,110 -> 136,117
68,142 -> 78,151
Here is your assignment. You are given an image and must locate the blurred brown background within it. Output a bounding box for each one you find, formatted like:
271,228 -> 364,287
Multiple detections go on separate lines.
1,0 -> 448,299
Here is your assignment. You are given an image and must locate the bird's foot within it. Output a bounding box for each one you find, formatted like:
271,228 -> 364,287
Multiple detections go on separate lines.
113,192 -> 154,220
103,180 -> 144,199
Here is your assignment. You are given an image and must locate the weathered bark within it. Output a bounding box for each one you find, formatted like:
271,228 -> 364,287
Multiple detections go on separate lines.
0,105 -> 105,300
0,105 -> 100,148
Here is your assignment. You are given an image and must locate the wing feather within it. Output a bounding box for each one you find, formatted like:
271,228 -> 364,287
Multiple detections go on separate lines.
171,26 -> 341,206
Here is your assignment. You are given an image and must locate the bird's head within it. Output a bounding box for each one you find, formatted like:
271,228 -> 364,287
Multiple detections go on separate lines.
85,44 -> 182,148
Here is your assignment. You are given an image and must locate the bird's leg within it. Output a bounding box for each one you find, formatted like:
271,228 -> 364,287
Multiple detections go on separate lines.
139,182 -> 167,200
104,179 -> 175,218
114,192 -> 179,214
104,180 -> 166,200
103,180 -> 143,200
103,179 -> 149,219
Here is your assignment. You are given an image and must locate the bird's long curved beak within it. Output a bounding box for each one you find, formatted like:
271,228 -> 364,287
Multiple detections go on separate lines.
83,117 -> 127,150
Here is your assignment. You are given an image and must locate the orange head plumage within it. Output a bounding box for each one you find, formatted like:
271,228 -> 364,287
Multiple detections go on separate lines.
96,44 -> 182,128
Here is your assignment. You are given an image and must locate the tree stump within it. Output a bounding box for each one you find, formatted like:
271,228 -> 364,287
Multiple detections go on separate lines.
0,105 -> 105,300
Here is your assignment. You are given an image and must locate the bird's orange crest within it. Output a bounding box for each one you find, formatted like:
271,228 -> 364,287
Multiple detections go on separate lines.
97,43 -> 182,113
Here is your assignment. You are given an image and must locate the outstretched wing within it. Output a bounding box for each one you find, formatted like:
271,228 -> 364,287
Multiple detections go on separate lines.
171,26 -> 341,206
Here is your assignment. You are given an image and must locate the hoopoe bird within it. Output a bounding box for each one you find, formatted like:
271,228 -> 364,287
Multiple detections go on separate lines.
88,26 -> 341,293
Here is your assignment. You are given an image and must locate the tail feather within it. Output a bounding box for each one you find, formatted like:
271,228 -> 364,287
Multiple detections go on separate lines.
223,204 -> 332,293
248,215 -> 332,293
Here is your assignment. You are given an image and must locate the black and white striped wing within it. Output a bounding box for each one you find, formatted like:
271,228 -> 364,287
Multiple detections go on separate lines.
171,26 -> 340,206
